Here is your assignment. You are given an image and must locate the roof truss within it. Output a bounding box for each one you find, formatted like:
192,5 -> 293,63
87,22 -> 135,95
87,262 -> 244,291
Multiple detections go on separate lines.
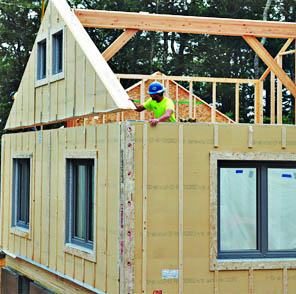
74,9 -> 296,39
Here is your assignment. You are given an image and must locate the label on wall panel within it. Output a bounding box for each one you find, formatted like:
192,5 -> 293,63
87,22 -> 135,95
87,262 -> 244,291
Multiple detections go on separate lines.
162,269 -> 179,279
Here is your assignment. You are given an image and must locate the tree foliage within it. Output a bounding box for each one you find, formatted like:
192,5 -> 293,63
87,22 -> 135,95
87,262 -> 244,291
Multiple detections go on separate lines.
1,0 -> 296,137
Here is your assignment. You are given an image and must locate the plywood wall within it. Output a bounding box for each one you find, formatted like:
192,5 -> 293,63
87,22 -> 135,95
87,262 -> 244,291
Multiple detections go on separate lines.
1,124 -> 122,293
5,0 -> 133,130
131,122 -> 296,294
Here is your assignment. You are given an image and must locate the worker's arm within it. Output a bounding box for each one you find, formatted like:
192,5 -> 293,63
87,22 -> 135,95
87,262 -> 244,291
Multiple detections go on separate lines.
149,109 -> 173,126
129,98 -> 145,112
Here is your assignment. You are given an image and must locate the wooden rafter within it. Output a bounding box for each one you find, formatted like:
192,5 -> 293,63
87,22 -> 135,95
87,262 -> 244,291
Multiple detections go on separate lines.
243,36 -> 296,99
259,38 -> 294,81
102,29 -> 138,62
74,9 -> 296,38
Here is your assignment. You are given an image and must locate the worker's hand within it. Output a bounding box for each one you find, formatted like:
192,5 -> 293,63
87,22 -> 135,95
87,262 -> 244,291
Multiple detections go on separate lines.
149,119 -> 160,126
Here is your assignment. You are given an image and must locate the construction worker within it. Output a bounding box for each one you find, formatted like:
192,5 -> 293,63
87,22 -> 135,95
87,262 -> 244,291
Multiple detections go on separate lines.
129,82 -> 176,126
9,91 -> 17,101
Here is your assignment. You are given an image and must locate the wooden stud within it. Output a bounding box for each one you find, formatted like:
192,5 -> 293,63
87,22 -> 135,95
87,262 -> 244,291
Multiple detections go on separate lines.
189,81 -> 193,118
248,126 -> 253,148
176,84 -> 179,121
279,49 -> 296,56
212,82 -> 216,123
102,29 -> 138,62
166,79 -> 170,97
270,71 -> 275,124
282,127 -> 287,149
243,36 -> 296,99
254,82 -> 260,124
235,83 -> 239,123
140,80 -> 145,120
259,81 -> 264,123
179,125 -> 183,294
142,124 -> 148,294
277,55 -> 283,124
75,9 -> 296,38
259,38 -> 294,82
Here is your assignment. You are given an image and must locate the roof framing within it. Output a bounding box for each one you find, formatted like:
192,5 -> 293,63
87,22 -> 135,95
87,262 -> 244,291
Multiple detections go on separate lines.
74,9 -> 296,39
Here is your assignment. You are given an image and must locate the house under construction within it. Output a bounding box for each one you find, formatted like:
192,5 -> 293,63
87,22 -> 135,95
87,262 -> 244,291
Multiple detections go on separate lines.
2,0 -> 296,293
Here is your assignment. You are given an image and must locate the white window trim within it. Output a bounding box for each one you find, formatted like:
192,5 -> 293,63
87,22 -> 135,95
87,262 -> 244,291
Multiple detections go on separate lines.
35,25 -> 65,88
64,151 -> 98,263
210,151 -> 296,271
10,152 -> 33,240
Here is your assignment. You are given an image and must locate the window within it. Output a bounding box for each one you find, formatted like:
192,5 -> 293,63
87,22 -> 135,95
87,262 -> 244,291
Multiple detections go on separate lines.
52,31 -> 63,75
37,39 -> 46,80
218,160 -> 296,259
12,158 -> 30,230
66,159 -> 94,250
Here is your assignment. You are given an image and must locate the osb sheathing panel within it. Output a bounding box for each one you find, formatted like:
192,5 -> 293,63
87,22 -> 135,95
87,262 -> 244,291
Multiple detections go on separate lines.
76,77 -> 232,127
1,124 -> 122,294
129,121 -> 296,294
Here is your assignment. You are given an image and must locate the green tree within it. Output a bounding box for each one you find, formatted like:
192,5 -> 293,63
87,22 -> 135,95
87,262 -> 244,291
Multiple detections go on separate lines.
0,0 -> 42,139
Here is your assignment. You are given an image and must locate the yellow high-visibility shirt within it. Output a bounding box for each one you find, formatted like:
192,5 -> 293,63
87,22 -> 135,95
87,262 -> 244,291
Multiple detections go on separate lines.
143,97 -> 176,122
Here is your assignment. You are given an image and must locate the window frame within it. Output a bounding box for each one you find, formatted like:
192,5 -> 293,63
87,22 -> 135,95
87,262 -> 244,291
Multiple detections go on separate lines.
50,25 -> 65,82
218,160 -> 296,260
37,38 -> 47,81
11,153 -> 33,235
52,30 -> 63,75
210,152 -> 296,271
66,158 -> 94,250
64,151 -> 97,262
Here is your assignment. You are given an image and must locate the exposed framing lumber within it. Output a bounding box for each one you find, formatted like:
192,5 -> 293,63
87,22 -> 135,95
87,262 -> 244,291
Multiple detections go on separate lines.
211,82 -> 216,123
235,83 -> 239,123
259,38 -> 294,82
243,36 -> 296,99
116,73 -> 257,84
270,71 -> 275,124
277,55 -> 283,124
279,49 -> 296,56
74,10 -> 296,38
102,29 -> 138,62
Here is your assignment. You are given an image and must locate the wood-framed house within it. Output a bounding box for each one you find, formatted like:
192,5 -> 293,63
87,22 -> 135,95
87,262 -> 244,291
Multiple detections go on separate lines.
2,0 -> 296,293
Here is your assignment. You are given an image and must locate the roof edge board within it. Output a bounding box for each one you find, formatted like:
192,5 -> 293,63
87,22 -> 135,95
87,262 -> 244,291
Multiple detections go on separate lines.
4,107 -> 124,131
50,0 -> 135,110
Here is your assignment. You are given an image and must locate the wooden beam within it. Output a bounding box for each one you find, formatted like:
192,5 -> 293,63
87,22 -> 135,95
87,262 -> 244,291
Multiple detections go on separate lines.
102,29 -> 138,62
116,73 -> 257,84
243,36 -> 296,99
74,9 -> 296,38
235,83 -> 239,123
259,38 -> 294,81
270,71 -> 275,124
211,82 -> 216,123
279,49 -> 296,56
277,55 -> 283,124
